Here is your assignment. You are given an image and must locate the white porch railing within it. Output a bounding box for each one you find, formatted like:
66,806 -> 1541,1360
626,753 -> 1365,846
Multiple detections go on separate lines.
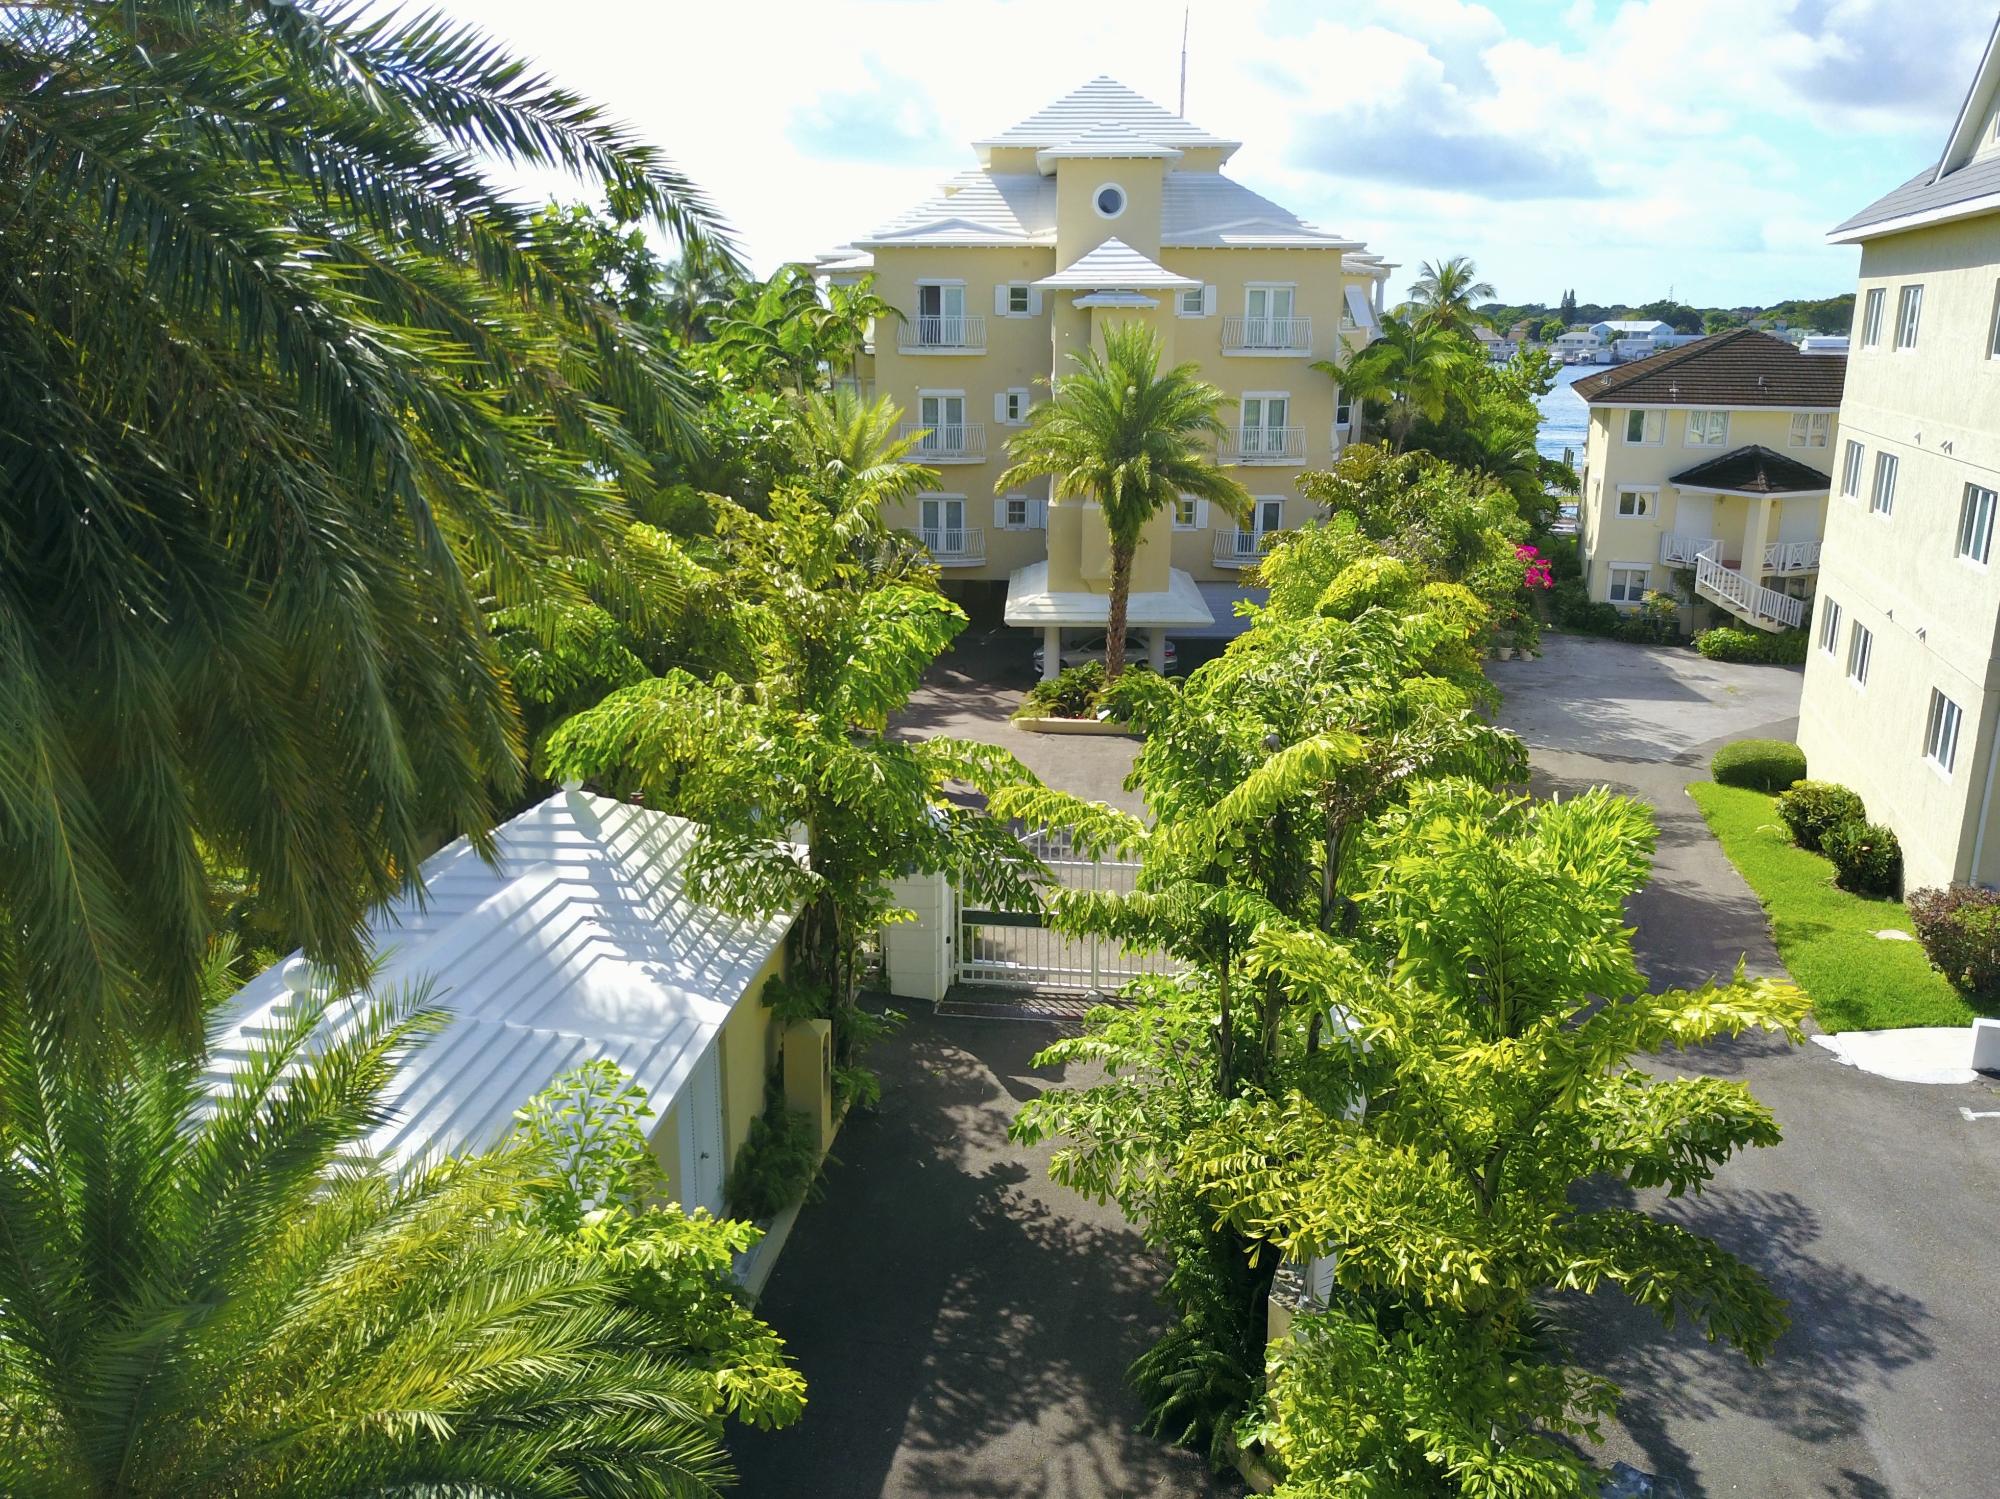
897,313 -> 987,351
1660,534 -> 1721,566
1222,316 -> 1313,353
914,526 -> 985,565
1213,527 -> 1281,566
896,421 -> 985,462
1763,538 -> 1823,574
1695,554 -> 1803,632
1226,427 -> 1307,465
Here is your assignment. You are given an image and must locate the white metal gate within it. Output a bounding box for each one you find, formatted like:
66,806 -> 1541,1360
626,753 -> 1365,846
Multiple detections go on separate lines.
955,830 -> 1179,992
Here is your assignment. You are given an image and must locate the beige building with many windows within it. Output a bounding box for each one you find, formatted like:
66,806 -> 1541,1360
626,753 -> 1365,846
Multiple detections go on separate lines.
1574,329 -> 1845,631
817,77 -> 1391,672
1796,18 -> 2000,891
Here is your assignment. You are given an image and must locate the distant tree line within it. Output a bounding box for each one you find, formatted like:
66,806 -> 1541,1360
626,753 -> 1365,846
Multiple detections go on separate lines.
1478,292 -> 1856,338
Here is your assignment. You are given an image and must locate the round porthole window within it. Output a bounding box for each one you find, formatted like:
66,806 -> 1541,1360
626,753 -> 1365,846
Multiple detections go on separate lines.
1093,183 -> 1126,219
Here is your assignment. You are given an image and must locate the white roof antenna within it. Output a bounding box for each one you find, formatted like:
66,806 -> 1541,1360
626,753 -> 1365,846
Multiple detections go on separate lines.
1179,5 -> 1189,116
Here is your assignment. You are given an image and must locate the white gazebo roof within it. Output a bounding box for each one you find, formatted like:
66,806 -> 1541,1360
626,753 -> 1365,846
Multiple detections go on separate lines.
1035,237 -> 1199,291
1004,562 -> 1216,629
210,789 -> 792,1169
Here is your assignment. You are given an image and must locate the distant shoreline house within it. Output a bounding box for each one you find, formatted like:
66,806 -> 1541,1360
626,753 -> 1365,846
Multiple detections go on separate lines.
1574,328 -> 1845,632
1795,17 -> 2000,891
814,76 -> 1393,676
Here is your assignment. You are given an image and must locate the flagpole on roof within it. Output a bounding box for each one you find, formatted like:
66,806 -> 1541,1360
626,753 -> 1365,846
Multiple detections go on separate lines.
1178,6 -> 1189,116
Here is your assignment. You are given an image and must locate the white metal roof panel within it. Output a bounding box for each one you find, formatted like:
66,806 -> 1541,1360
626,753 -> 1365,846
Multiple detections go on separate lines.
1036,238 -> 1199,289
977,76 -> 1239,153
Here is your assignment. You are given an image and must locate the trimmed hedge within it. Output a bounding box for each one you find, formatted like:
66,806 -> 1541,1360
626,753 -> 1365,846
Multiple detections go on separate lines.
1823,819 -> 1903,897
1710,738 -> 1807,792
1694,626 -> 1809,665
1775,780 -> 1867,852
1907,885 -> 2000,1001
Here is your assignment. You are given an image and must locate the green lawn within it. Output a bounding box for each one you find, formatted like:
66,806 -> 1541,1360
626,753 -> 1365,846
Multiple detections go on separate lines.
1688,781 -> 1986,1031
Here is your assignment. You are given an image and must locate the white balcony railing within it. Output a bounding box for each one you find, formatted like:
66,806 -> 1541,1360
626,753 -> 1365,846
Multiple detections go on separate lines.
1222,315 -> 1313,353
895,421 -> 985,462
897,313 -> 986,352
1213,527 -> 1280,566
1226,427 -> 1307,465
1660,534 -> 1721,566
1694,554 -> 1804,632
913,526 -> 986,566
1763,538 -> 1823,574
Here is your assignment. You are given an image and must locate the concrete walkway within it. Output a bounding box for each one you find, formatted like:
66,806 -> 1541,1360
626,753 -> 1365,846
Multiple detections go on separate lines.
1495,635 -> 2000,1499
727,1010 -> 1225,1499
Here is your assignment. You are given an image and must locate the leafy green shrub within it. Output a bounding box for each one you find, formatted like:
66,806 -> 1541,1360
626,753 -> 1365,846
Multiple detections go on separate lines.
1317,555 -> 1418,619
1015,661 -> 1106,720
1775,780 -> 1867,852
1694,626 -> 1809,664
724,1096 -> 820,1221
1823,819 -> 1902,897
1710,738 -> 1806,792
1615,590 -> 1681,645
1907,885 -> 2000,1000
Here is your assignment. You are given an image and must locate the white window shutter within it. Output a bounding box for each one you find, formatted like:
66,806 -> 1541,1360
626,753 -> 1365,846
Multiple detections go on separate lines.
1201,284 -> 1216,316
994,391 -> 1009,424
1196,499 -> 1209,528
994,283 -> 1010,316
994,496 -> 1013,529
1033,499 -> 1048,528
1028,287 -> 1043,316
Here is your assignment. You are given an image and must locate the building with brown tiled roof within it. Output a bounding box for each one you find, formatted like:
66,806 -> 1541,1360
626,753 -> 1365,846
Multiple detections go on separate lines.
1575,329 -> 1846,632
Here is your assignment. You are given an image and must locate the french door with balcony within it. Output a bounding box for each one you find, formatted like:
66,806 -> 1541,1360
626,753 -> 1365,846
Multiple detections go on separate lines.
1251,497 -> 1284,547
921,494 -> 966,554
1241,395 -> 1290,458
916,282 -> 966,347
1244,285 -> 1295,348
919,392 -> 965,454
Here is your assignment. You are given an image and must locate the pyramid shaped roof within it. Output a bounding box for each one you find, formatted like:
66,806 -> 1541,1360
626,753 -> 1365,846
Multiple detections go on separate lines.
1034,237 -> 1200,290
977,76 -> 1239,159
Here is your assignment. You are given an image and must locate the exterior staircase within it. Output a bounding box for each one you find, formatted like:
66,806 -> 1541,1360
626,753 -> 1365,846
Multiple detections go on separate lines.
1694,554 -> 1804,632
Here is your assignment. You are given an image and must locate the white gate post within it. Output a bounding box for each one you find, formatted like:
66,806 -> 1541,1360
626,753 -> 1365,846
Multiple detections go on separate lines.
881,870 -> 952,1003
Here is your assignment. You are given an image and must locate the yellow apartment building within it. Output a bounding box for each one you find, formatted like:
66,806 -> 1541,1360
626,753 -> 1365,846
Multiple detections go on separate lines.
816,77 -> 1392,674
1574,329 -> 1845,632
1796,18 -> 2000,891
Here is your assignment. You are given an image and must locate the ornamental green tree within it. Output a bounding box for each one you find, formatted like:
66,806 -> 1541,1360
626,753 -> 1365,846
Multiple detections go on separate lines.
1195,780 -> 1807,1495
1315,313 -> 1481,453
0,0 -> 727,1038
0,965 -> 781,1498
998,322 -> 1252,680
544,484 -> 1043,1073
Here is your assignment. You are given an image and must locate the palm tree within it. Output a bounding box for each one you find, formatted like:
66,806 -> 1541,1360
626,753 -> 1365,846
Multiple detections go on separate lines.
0,969 -> 752,1497
1315,313 -> 1482,452
1406,254 -> 1497,336
998,324 -> 1252,680
0,1 -> 727,1039
786,387 -> 937,510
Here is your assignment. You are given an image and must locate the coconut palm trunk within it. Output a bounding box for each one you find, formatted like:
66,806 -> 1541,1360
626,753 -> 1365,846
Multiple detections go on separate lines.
1105,539 -> 1137,679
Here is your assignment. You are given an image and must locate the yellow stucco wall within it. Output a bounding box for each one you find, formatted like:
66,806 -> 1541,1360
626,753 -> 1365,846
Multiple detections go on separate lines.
1797,215 -> 2000,890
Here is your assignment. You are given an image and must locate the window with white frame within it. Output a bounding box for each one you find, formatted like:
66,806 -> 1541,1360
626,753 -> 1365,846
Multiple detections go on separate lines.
1959,483 -> 1998,564
1788,412 -> 1831,448
1870,451 -> 1899,515
1623,409 -> 1664,445
1818,597 -> 1843,655
915,281 -> 968,346
1243,284 -> 1297,348
1177,285 -> 1208,317
1894,284 -> 1923,350
1607,564 -> 1649,603
1685,410 -> 1729,446
1001,494 -> 1032,529
1616,488 -> 1652,517
1840,439 -> 1865,498
1847,619 -> 1873,686
1004,283 -> 1031,316
1925,688 -> 1964,775
1860,286 -> 1885,348
1172,495 -> 1201,530
1335,396 -> 1353,429
996,387 -> 1030,425
1240,394 -> 1292,456
918,391 -> 966,452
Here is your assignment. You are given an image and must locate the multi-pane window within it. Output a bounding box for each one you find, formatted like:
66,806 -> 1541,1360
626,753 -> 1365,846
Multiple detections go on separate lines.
1860,287 -> 1885,348
1178,285 -> 1206,317
1894,284 -> 1923,350
998,387 -> 1030,424
1005,283 -> 1031,315
1847,620 -> 1873,687
1240,395 -> 1292,456
1957,484 -> 1998,564
1870,452 -> 1899,515
1788,413 -> 1831,448
1818,598 -> 1843,655
1335,397 -> 1353,429
1607,565 -> 1649,603
1616,488 -> 1651,517
1685,410 -> 1729,446
1840,439 -> 1865,498
1173,495 -> 1199,529
1925,689 -> 1964,775
1623,409 -> 1664,445
1003,495 -> 1030,529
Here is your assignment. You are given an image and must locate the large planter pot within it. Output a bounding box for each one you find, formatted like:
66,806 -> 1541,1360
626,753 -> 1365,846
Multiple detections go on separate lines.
1012,715 -> 1140,737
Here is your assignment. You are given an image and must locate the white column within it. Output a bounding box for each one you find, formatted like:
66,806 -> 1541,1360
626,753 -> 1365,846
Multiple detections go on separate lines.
1042,626 -> 1062,681
1149,629 -> 1167,671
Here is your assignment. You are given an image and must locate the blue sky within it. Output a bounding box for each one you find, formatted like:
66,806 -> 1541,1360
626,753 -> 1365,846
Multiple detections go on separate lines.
433,0 -> 1998,308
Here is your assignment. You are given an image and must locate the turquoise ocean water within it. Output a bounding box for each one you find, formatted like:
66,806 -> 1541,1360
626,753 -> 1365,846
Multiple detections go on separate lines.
1536,363 -> 1592,469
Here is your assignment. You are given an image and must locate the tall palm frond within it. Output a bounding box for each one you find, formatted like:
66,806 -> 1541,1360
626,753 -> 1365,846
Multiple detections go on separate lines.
998,323 -> 1251,679
0,1 -> 729,1039
1406,254 -> 1497,336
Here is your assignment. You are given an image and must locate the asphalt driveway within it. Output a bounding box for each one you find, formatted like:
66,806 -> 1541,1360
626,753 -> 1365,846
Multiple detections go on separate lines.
1493,633 -> 2000,1499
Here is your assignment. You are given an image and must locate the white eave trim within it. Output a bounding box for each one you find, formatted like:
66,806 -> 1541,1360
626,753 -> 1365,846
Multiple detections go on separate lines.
1827,188 -> 2000,244
1585,401 -> 1844,413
